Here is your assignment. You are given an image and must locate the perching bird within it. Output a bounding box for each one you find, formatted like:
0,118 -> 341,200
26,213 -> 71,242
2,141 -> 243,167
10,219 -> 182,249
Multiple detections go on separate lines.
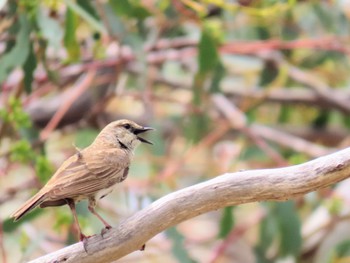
11,119 -> 153,241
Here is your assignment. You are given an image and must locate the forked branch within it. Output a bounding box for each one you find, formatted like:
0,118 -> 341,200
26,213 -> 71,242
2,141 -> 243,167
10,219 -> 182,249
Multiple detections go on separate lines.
30,147 -> 350,263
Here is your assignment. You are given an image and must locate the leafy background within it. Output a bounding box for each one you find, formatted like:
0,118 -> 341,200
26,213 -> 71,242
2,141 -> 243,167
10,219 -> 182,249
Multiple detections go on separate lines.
1,0 -> 350,262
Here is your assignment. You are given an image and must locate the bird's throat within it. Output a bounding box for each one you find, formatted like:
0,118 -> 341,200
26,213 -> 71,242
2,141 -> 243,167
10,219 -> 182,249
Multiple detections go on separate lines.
117,139 -> 129,150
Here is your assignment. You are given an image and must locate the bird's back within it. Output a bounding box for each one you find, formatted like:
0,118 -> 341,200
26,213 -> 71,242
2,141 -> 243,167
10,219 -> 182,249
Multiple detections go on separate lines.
44,145 -> 131,201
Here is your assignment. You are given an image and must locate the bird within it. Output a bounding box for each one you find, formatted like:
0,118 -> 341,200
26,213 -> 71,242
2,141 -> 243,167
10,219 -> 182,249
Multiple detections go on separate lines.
11,119 -> 153,242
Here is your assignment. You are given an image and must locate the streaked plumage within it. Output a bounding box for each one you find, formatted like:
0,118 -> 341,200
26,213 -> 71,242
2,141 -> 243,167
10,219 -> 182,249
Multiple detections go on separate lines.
11,119 -> 153,241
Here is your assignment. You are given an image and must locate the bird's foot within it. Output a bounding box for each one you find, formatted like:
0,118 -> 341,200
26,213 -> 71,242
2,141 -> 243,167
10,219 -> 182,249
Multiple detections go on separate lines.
80,234 -> 95,253
80,233 -> 94,241
101,225 -> 112,238
140,244 -> 146,251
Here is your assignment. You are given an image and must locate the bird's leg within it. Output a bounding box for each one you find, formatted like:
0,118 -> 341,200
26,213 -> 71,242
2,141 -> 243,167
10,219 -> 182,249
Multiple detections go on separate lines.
88,197 -> 112,230
66,199 -> 86,241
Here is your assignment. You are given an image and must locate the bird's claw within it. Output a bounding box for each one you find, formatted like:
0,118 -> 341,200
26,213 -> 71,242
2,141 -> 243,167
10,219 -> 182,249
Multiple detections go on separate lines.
140,244 -> 146,251
81,236 -> 89,253
101,225 -> 112,238
80,234 -> 95,253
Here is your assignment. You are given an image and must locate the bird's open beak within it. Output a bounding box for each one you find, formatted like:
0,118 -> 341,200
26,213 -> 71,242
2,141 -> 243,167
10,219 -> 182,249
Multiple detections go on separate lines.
134,127 -> 154,145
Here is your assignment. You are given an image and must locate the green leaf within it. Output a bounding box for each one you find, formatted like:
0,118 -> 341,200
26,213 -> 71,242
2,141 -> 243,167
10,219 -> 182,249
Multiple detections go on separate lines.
77,0 -> 100,20
184,113 -> 210,143
312,110 -> 330,129
3,209 -> 43,233
7,96 -> 31,128
39,39 -> 59,83
255,246 -> 271,263
288,153 -> 309,165
256,202 -> 301,259
259,61 -> 278,86
36,7 -> 63,50
109,0 -> 151,20
0,14 -> 30,84
35,155 -> 54,184
23,42 -> 37,94
101,2 -> 127,40
10,140 -> 34,163
166,227 -> 196,263
312,3 -> 336,32
198,29 -> 219,74
258,207 -> 278,252
278,105 -> 290,124
276,201 -> 301,257
64,7 -> 80,61
209,63 -> 225,93
192,73 -> 206,106
344,115 -> 350,129
64,0 -> 107,34
218,206 -> 235,238
53,211 -> 72,231
334,240 -> 350,258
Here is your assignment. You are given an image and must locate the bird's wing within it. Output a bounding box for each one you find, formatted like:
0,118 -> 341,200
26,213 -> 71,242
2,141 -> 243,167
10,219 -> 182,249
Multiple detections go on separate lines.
44,148 -> 130,200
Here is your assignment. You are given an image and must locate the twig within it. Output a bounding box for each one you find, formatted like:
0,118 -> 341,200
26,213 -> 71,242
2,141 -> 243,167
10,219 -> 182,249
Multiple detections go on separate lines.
29,147 -> 350,263
212,94 -> 334,158
220,38 -> 350,55
127,61 -> 350,114
211,94 -> 288,165
0,178 -> 38,205
145,37 -> 197,51
223,87 -> 350,112
258,51 -> 350,115
39,70 -> 96,141
252,124 -> 335,157
2,36 -> 350,94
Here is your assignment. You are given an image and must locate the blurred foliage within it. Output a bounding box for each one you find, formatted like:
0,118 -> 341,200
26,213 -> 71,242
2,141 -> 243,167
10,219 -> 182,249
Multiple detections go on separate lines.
0,96 -> 31,128
1,0 -> 350,262
167,227 -> 196,263
218,206 -> 235,239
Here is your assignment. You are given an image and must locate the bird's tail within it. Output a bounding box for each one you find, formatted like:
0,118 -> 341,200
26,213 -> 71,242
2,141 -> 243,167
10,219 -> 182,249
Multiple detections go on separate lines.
11,190 -> 46,221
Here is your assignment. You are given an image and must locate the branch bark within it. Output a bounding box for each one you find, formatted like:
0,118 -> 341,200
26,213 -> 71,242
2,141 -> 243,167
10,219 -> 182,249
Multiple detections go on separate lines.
29,147 -> 350,263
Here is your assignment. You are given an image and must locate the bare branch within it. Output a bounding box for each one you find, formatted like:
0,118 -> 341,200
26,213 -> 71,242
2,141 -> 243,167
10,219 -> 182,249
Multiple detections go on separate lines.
212,94 -> 333,158
30,147 -> 350,263
259,51 -> 350,115
39,70 -> 96,141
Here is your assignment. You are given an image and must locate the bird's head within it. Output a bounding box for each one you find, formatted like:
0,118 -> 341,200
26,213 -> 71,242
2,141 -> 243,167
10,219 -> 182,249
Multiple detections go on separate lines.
96,119 -> 154,151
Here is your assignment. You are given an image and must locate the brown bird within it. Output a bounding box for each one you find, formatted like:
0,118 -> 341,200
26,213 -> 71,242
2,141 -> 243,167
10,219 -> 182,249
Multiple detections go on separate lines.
11,119 -> 153,241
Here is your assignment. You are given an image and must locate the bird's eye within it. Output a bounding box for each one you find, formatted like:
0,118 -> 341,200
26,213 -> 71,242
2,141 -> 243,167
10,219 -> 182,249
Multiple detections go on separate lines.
123,124 -> 131,129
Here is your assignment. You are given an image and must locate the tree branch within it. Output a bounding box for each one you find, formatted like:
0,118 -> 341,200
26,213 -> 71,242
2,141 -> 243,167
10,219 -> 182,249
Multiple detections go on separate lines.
29,147 -> 350,263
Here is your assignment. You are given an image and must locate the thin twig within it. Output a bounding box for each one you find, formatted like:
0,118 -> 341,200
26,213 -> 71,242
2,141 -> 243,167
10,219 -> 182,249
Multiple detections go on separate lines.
258,51 -> 350,115
212,94 -> 334,158
211,94 -> 288,165
39,70 -> 96,141
220,37 -> 350,55
252,124 -> 335,157
0,178 -> 38,205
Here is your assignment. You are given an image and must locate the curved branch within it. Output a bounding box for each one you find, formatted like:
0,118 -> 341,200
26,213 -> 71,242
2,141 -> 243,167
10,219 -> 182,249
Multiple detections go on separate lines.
29,147 -> 350,263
